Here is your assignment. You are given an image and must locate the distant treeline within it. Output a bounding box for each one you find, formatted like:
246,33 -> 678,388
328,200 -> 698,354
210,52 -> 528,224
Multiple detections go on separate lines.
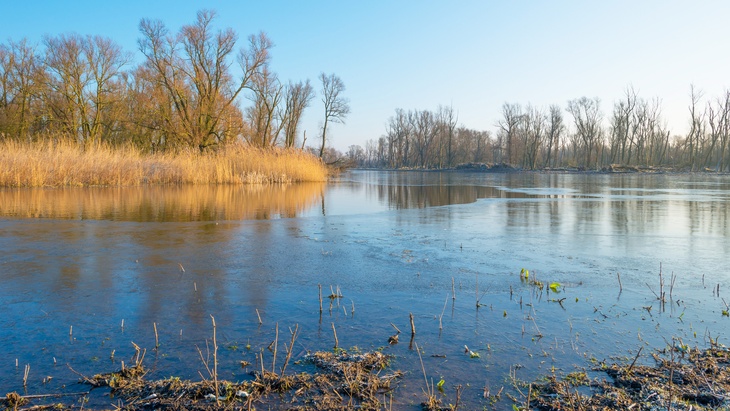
0,10 -> 348,156
350,87 -> 730,172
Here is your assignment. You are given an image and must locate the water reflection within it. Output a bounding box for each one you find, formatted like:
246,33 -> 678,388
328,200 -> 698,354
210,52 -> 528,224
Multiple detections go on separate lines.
0,183 -> 325,221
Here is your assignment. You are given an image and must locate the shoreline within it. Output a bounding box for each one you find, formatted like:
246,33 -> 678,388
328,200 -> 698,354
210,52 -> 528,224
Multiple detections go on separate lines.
4,340 -> 727,410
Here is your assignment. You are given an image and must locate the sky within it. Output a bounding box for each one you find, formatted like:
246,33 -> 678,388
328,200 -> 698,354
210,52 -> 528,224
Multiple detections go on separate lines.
2,1 -> 729,151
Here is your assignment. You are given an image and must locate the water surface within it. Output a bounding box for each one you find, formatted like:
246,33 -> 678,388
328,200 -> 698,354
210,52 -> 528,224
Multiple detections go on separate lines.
1,171 -> 728,409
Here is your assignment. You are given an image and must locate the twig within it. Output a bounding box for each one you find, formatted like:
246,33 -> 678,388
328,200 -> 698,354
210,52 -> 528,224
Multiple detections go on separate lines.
617,272 -> 623,292
279,324 -> 299,377
210,315 -> 219,406
153,322 -> 159,349
439,295 -> 448,331
18,391 -> 90,399
256,309 -> 263,325
332,322 -> 338,349
627,346 -> 644,373
271,323 -> 278,374
475,274 -> 479,308
409,313 -> 416,337
415,342 -> 430,396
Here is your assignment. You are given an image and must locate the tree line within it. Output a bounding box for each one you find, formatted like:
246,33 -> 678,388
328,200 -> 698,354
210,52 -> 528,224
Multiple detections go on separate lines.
0,10 -> 348,155
351,86 -> 730,171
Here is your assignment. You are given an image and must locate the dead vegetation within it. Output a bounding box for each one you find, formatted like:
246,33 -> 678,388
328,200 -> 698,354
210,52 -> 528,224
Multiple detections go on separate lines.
528,344 -> 730,411
2,348 -> 399,411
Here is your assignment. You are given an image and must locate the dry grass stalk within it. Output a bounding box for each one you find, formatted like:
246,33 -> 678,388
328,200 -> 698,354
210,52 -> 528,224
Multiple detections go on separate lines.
22,364 -> 29,387
271,323 -> 279,374
153,322 -> 159,349
319,284 -> 323,314
332,322 -> 339,349
211,315 -> 219,405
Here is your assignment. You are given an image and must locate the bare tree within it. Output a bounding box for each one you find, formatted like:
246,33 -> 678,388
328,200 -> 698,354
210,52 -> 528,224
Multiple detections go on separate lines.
521,105 -> 546,170
318,72 -> 349,158
246,66 -> 284,147
686,85 -> 705,171
138,10 -> 271,151
566,97 -> 603,168
497,103 -> 521,164
282,79 -> 314,148
436,104 -> 458,167
544,104 -> 564,168
0,39 -> 44,140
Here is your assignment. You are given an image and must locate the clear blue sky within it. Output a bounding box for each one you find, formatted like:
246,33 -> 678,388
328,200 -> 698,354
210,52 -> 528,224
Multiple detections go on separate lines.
2,1 -> 729,151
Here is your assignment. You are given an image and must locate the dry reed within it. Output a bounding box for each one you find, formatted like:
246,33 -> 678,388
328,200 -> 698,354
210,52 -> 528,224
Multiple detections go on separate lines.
0,140 -> 327,187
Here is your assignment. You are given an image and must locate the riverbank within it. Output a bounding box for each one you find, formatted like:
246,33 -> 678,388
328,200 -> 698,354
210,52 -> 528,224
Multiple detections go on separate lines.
0,141 -> 328,187
4,340 -> 728,410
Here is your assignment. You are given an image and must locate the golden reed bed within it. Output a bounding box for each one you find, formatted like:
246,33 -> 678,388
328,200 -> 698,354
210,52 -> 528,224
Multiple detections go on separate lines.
0,140 -> 328,187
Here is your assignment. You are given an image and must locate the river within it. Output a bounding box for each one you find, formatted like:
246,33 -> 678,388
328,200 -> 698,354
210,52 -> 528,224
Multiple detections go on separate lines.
1,170 -> 728,409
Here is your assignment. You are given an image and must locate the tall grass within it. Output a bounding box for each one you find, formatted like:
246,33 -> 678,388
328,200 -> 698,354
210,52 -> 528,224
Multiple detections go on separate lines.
0,140 -> 328,187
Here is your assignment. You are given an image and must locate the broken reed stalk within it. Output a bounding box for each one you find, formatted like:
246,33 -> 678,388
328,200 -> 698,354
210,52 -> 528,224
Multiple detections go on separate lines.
332,322 -> 339,349
452,277 -> 456,301
627,346 -> 644,373
670,272 -> 676,301
153,322 -> 159,349
259,348 -> 265,379
256,309 -> 263,325
318,284 -> 323,314
23,364 -> 29,387
415,342 -> 432,397
271,323 -> 279,374
659,263 -> 665,303
439,295 -> 448,331
390,323 -> 402,334
211,315 -> 219,405
617,272 -> 623,292
279,324 -> 299,377
410,313 -> 416,337
351,300 -> 355,316
476,274 -> 479,308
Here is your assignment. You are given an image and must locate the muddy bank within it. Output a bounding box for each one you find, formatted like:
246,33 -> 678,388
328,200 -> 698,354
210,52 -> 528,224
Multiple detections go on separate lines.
5,343 -> 729,410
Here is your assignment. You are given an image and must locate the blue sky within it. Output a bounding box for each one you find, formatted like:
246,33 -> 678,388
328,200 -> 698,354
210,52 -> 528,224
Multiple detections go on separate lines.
2,1 -> 729,151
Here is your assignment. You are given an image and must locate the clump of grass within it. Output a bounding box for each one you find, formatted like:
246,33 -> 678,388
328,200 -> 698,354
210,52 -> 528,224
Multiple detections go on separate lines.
0,139 -> 327,187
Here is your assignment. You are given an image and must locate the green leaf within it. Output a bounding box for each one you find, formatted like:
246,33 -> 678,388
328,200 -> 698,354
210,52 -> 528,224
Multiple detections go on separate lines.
437,378 -> 445,388
549,282 -> 561,292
